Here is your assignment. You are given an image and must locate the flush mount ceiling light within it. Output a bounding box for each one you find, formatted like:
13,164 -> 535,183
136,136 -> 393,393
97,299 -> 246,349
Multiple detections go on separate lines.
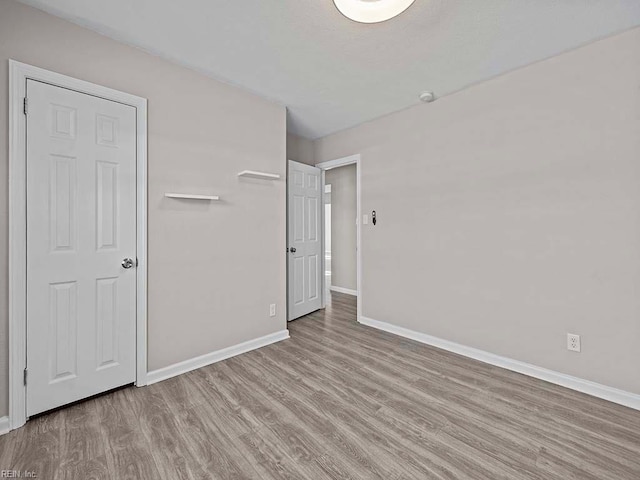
333,0 -> 416,24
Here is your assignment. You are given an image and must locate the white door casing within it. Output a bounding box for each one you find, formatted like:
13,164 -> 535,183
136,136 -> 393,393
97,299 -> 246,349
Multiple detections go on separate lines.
287,161 -> 323,320
25,80 -> 138,416
10,61 -> 147,431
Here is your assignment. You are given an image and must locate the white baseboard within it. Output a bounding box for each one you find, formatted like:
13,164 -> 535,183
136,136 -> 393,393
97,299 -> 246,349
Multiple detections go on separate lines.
146,330 -> 289,385
0,416 -> 9,436
330,286 -> 358,296
359,316 -> 640,411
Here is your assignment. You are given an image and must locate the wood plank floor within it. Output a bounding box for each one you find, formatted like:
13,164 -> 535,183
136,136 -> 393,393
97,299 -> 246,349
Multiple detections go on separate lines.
2,292 -> 640,479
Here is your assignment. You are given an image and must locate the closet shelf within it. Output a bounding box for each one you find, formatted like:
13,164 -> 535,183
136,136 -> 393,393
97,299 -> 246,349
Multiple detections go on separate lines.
164,193 -> 220,201
237,170 -> 281,180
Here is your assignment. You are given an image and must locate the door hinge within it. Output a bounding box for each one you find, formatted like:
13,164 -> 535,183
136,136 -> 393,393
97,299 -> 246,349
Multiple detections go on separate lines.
23,97 -> 28,115
23,368 -> 28,386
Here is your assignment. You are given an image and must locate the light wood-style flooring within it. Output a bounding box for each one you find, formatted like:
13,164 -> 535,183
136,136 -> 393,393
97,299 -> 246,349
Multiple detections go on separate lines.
2,292 -> 640,479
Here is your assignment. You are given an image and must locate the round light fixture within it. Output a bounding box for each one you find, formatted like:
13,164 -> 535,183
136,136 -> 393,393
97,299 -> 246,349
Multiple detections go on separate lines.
333,0 -> 416,24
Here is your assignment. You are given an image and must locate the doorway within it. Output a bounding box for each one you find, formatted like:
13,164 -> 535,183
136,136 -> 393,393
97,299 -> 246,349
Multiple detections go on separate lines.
317,155 -> 361,320
9,61 -> 148,431
286,154 -> 361,322
323,164 -> 357,298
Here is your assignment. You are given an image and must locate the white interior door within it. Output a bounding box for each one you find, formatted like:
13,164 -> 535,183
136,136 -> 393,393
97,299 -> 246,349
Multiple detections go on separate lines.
26,80 -> 137,416
287,160 -> 323,320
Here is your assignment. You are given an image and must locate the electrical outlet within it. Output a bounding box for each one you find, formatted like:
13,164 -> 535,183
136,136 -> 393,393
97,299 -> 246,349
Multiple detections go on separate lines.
567,333 -> 581,352
269,304 -> 276,317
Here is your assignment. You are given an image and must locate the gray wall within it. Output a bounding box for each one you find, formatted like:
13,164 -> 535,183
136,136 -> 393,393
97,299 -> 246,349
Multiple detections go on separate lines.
0,0 -> 287,417
326,165 -> 357,292
286,133 -> 315,165
315,27 -> 640,395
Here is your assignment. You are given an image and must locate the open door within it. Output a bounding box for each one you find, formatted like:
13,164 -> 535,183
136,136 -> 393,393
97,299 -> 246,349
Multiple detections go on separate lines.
287,160 -> 323,321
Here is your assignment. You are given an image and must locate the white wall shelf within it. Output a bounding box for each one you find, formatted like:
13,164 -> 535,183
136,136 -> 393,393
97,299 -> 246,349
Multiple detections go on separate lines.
237,170 -> 281,180
165,193 -> 220,201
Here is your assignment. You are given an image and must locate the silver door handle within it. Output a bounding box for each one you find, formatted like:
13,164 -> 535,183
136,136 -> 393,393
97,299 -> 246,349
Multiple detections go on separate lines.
122,258 -> 134,269
290,247 -> 296,253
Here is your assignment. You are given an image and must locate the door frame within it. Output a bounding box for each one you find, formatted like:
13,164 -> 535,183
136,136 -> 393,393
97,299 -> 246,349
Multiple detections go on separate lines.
315,154 -> 361,322
8,60 -> 148,431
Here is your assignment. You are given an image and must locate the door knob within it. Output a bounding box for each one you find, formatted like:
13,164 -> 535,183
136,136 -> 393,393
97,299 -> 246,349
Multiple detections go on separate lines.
122,258 -> 135,269
290,247 -> 296,253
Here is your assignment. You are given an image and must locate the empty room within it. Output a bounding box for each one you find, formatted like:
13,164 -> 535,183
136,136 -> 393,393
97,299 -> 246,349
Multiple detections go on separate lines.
1,0 -> 640,478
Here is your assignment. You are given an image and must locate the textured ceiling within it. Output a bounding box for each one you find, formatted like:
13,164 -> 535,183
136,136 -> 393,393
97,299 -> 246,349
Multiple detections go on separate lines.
18,0 -> 640,139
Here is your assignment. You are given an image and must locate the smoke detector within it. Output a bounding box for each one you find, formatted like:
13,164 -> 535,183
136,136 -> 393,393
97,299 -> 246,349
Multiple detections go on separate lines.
419,92 -> 435,103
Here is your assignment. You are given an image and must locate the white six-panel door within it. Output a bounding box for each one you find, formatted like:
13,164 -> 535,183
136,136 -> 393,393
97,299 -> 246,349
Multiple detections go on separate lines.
26,80 -> 137,416
287,161 -> 323,320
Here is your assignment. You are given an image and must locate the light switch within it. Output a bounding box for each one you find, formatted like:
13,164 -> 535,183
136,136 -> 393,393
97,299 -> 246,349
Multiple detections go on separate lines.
363,214 -> 369,225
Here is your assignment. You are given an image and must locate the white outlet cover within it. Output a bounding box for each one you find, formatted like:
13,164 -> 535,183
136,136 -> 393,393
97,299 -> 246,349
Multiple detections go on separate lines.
269,304 -> 276,317
567,333 -> 581,352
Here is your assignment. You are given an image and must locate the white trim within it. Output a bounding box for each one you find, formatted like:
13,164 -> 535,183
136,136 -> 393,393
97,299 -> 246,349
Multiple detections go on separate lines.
359,316 -> 640,411
316,154 -> 361,171
146,330 -> 290,385
0,417 -> 10,436
330,286 -> 358,296
316,154 -> 362,322
320,170 -> 327,309
9,60 -> 27,432
8,60 -> 149,431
